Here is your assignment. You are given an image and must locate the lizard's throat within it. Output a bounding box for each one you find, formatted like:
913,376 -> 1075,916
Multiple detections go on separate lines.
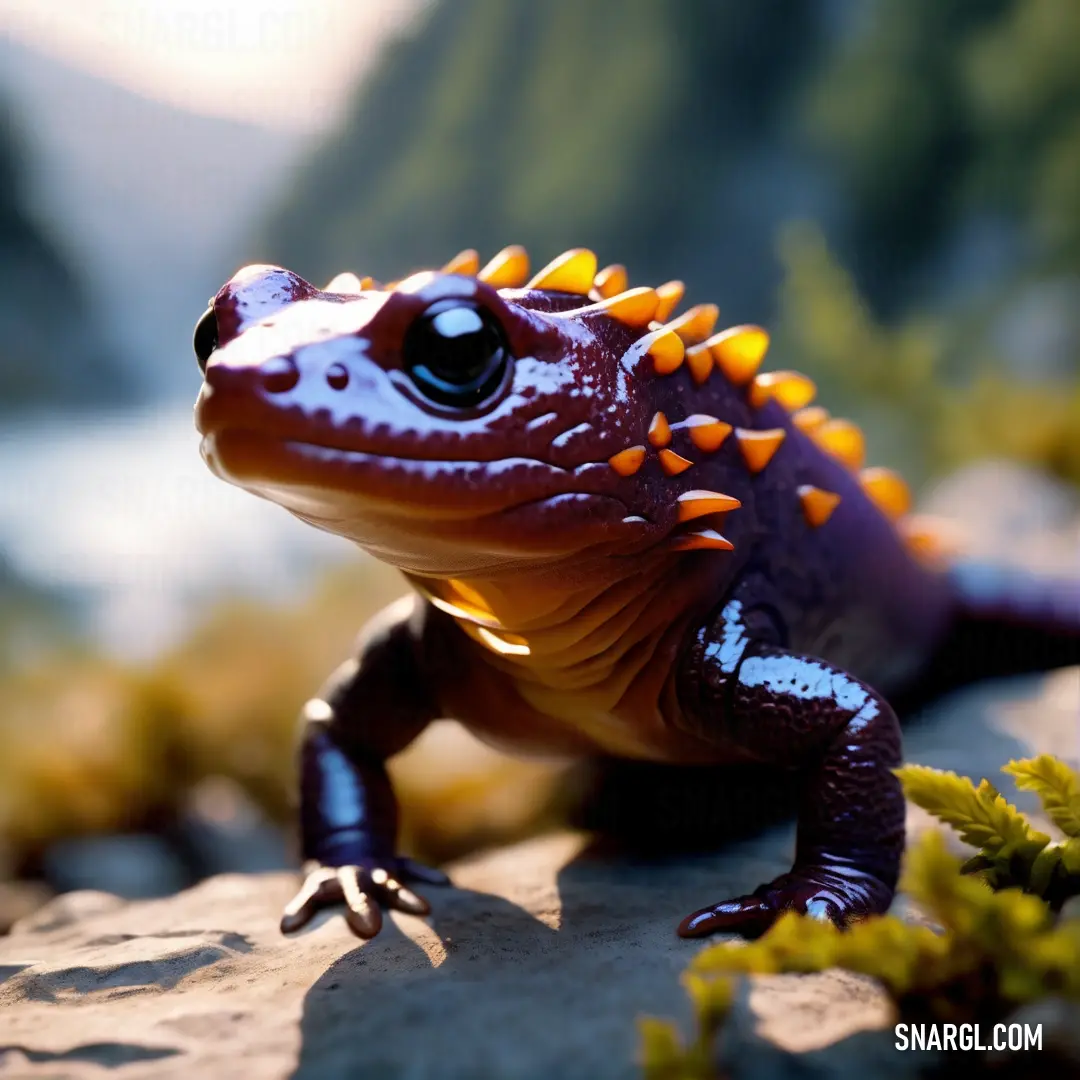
404,553 -> 697,680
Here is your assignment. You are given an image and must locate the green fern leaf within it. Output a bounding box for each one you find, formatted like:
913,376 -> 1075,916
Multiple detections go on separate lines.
896,764 -> 1051,858
1062,838 -> 1080,875
637,1017 -> 685,1079
681,972 -> 734,1034
1003,755 -> 1080,838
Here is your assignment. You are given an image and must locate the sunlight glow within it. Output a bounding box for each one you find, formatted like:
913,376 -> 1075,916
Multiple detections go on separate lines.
0,0 -> 430,130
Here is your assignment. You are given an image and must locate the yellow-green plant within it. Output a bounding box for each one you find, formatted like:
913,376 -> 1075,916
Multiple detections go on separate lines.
639,830 -> 1080,1075
897,755 -> 1080,909
637,970 -> 734,1080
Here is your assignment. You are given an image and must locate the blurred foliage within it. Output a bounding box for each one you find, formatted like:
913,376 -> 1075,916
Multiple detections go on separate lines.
898,756 -> 1080,910
809,0 -> 1080,302
774,222 -> 1080,486
0,98 -> 123,411
262,0 -> 823,304
638,971 -> 734,1080
0,561 -> 565,883
641,830 -> 1080,1076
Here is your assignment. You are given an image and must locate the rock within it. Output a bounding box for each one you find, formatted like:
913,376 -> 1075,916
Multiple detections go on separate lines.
0,882 -> 51,936
1,667 -> 1075,1080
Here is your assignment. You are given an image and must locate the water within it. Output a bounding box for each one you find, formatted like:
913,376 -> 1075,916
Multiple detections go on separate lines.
0,403 -> 358,659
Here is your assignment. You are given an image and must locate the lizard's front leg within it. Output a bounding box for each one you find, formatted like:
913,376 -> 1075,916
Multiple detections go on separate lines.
280,596 -> 449,939
674,597 -> 904,939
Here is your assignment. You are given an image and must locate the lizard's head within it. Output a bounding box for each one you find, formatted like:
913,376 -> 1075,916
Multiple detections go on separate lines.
194,247 -> 776,578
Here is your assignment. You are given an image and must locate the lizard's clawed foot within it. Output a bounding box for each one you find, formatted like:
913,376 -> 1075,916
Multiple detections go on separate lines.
281,857 -> 450,939
677,862 -> 894,940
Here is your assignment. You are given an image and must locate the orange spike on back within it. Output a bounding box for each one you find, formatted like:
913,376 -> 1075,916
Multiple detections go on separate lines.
594,264 -> 628,298
749,370 -> 817,411
666,303 -> 720,345
671,529 -> 734,552
685,343 -> 714,384
792,405 -> 830,433
859,467 -> 912,520
813,419 -> 866,471
608,445 -> 646,477
898,513 -> 968,565
658,449 -> 693,476
526,248 -> 597,294
708,325 -> 769,385
654,280 -> 685,322
677,490 -> 741,522
735,427 -> 786,473
591,287 -> 660,328
478,245 -> 530,288
325,271 -> 365,293
648,412 -> 672,448
682,415 -> 732,452
442,249 -> 480,275
645,327 -> 685,375
798,485 -> 842,527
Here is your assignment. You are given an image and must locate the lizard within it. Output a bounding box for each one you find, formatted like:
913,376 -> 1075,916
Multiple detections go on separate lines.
192,245 -> 1080,941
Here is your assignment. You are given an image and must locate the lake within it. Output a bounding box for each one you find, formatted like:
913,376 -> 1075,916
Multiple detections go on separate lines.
0,403 -> 358,659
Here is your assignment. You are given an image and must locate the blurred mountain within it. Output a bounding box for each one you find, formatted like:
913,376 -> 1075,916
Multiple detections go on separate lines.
261,0 -> 836,326
0,39 -> 309,401
0,100 -> 120,412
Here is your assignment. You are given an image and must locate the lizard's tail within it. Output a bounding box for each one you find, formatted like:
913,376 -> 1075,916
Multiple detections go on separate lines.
895,561 -> 1080,715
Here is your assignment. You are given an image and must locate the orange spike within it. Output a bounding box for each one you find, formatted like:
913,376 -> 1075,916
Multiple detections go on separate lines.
677,490 -> 742,522
860,467 -> 912,520
735,427 -> 786,473
608,445 -> 646,477
749,370 -> 817,411
645,327 -> 685,375
525,248 -> 597,294
477,245 -> 530,288
682,414 -> 733,452
654,280 -> 685,322
592,287 -> 660,328
666,303 -> 720,345
325,271 -> 365,293
658,449 -> 693,476
671,529 -> 734,552
594,264 -> 628,298
792,405 -> 830,433
813,419 -> 866,471
442,249 -> 480,276
648,411 -> 672,448
685,343 -> 714,385
898,514 -> 967,565
798,485 -> 842,528
708,325 -> 769,385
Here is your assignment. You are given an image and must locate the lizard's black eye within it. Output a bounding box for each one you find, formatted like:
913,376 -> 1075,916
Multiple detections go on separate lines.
403,301 -> 510,407
193,305 -> 218,373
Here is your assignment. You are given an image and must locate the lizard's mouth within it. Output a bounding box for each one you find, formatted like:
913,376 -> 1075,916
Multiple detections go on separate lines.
199,425 -> 648,574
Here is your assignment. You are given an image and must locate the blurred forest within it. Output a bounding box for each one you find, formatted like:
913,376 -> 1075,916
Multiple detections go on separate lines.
0,106 -> 124,412
1,0 -> 1079,923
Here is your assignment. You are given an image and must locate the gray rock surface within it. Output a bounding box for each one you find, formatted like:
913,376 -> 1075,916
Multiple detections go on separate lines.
0,666 -> 1075,1080
1,462 -> 1077,1079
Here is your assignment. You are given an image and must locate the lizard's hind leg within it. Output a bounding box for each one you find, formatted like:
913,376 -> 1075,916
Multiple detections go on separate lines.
893,563 -> 1080,715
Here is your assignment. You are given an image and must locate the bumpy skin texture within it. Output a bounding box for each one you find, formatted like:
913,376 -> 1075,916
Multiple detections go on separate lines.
192,254 -> 1080,941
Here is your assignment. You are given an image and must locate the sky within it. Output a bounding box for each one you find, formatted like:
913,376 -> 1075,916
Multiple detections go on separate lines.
0,0 -> 429,131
